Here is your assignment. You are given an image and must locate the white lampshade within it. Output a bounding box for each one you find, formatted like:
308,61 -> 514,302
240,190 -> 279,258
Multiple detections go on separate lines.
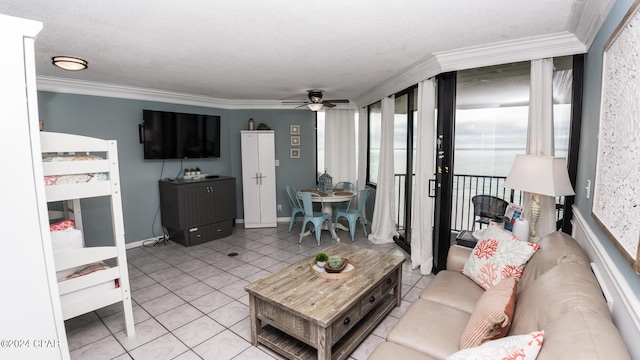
307,103 -> 324,111
503,155 -> 575,196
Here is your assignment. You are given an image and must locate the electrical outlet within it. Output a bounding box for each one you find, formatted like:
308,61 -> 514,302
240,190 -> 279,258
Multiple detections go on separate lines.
277,204 -> 282,212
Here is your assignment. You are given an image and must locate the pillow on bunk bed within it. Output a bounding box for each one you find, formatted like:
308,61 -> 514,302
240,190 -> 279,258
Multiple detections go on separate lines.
50,219 -> 75,231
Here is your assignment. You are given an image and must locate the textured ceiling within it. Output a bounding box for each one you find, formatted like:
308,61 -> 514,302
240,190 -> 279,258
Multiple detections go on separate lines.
0,1 -> 605,106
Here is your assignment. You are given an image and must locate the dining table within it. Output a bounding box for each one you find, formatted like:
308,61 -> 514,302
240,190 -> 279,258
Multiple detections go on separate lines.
298,189 -> 356,241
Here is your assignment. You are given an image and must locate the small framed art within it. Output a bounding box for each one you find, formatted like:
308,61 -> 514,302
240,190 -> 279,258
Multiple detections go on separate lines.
290,148 -> 300,158
290,124 -> 300,135
291,136 -> 300,146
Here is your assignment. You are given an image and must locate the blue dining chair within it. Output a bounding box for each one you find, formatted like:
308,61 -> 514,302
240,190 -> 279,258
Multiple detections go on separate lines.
333,181 -> 354,192
285,185 -> 304,232
299,192 -> 334,246
334,189 -> 370,242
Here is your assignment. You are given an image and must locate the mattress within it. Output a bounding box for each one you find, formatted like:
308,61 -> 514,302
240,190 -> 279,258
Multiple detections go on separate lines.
42,154 -> 108,185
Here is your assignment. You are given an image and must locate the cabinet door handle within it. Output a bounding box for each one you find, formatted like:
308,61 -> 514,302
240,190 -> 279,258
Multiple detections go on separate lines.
343,317 -> 350,326
386,278 -> 392,285
369,295 -> 376,303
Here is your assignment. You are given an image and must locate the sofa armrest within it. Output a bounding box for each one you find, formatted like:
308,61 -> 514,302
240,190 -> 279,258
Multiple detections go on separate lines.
446,245 -> 472,271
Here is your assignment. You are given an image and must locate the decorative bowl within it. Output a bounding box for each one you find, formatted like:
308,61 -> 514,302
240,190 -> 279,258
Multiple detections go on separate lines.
324,257 -> 349,273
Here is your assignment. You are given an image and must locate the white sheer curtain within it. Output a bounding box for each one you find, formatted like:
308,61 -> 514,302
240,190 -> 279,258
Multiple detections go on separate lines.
324,109 -> 356,185
356,107 -> 368,192
410,79 -> 436,274
370,96 -> 398,244
526,58 -> 556,239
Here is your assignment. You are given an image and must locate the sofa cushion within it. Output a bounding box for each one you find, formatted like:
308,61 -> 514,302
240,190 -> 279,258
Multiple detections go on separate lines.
419,270 -> 484,313
447,331 -> 544,360
459,276 -> 517,349
368,342 -> 438,360
387,299 -> 470,359
535,310 -> 630,360
517,231 -> 590,295
510,262 -> 611,335
462,225 -> 539,289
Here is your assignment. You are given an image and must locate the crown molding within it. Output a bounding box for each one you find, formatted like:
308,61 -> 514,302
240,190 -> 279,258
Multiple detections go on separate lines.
36,76 -> 294,110
572,0 -> 615,49
435,32 -> 587,72
354,31 -> 588,108
354,56 -> 440,108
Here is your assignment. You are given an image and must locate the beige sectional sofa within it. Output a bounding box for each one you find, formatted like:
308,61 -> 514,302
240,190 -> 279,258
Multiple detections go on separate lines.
368,231 -> 630,360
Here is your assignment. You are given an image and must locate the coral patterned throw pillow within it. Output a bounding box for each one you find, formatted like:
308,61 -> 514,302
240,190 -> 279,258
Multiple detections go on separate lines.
447,331 -> 544,360
462,225 -> 539,290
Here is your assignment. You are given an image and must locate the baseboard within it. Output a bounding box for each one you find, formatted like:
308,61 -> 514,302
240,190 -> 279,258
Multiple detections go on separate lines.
125,239 -> 147,249
571,206 -> 640,359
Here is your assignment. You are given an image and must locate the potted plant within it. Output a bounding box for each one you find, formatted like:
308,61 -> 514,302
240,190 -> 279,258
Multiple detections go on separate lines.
256,122 -> 270,130
184,168 -> 192,176
315,252 -> 329,267
194,167 -> 201,175
325,255 -> 348,273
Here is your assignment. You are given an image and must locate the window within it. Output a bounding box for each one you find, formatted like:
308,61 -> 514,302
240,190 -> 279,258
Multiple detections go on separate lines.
367,101 -> 382,186
316,110 -> 359,180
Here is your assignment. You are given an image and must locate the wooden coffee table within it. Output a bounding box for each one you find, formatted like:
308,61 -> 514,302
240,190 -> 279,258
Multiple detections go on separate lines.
245,243 -> 405,360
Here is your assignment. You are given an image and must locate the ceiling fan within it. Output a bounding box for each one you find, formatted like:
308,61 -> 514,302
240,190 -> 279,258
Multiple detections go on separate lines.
283,90 -> 350,111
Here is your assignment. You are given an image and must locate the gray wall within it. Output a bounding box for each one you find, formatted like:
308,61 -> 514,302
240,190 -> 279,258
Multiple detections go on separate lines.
578,0 -> 640,298
38,91 -> 315,245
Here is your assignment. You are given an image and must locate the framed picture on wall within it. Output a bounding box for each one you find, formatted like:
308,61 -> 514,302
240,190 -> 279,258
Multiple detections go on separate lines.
290,148 -> 300,158
592,0 -> 640,274
290,124 -> 300,135
290,136 -> 300,146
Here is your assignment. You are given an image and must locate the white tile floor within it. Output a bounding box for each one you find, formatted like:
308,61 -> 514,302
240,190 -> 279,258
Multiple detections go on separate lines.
65,224 -> 433,360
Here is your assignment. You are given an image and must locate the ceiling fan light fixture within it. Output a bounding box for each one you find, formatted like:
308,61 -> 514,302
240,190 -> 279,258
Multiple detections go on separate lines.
307,103 -> 324,112
52,56 -> 88,71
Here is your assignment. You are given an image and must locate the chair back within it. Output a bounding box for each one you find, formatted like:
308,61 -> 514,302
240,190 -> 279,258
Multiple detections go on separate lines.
334,181 -> 354,191
285,184 -> 301,209
356,189 -> 371,213
471,195 -> 508,217
300,192 -> 321,216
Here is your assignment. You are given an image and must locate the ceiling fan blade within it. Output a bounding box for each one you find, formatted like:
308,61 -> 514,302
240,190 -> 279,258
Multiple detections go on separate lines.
324,99 -> 350,104
323,102 -> 336,108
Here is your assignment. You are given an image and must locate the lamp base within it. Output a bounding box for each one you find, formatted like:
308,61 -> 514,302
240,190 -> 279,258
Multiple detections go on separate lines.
512,218 -> 530,242
528,193 -> 541,243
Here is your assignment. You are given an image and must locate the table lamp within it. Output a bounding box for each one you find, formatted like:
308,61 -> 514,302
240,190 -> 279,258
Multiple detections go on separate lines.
503,155 -> 575,242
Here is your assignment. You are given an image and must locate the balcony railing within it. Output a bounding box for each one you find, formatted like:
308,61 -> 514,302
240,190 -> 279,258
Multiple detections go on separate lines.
393,173 -> 564,233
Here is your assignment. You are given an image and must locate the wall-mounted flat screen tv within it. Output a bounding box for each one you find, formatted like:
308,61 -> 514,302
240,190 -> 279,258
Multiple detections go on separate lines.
142,109 -> 221,159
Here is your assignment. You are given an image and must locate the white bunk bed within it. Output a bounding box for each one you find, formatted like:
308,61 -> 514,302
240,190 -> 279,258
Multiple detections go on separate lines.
41,132 -> 135,337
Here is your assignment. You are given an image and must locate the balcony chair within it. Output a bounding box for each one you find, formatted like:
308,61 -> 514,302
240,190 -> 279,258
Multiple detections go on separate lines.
334,189 -> 370,242
285,184 -> 304,232
298,192 -> 334,246
471,194 -> 509,230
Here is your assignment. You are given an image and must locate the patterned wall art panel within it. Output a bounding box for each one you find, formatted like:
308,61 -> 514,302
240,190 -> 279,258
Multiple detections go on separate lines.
593,0 -> 640,274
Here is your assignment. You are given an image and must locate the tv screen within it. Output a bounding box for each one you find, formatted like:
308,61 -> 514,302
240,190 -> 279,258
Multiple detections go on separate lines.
142,110 -> 221,159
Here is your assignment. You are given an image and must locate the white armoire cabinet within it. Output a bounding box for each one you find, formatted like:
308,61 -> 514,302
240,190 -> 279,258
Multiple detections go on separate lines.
241,131 -> 277,228
1,14 -> 70,359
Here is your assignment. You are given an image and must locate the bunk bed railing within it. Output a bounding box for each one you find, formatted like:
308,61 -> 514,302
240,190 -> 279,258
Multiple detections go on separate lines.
54,247 -> 118,272
40,132 -> 110,152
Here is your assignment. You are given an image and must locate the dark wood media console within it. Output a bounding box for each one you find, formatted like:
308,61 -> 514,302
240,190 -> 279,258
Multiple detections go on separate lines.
159,176 -> 236,246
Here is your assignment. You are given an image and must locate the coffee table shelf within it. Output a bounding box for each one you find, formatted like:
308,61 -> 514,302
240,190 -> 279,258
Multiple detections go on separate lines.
258,294 -> 396,360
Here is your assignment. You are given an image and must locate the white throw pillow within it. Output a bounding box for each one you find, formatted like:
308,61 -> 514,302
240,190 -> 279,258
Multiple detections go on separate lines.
462,225 -> 539,289
447,331 -> 544,360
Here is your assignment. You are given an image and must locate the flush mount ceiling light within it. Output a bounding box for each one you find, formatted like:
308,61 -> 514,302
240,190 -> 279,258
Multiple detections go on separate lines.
52,56 -> 88,71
